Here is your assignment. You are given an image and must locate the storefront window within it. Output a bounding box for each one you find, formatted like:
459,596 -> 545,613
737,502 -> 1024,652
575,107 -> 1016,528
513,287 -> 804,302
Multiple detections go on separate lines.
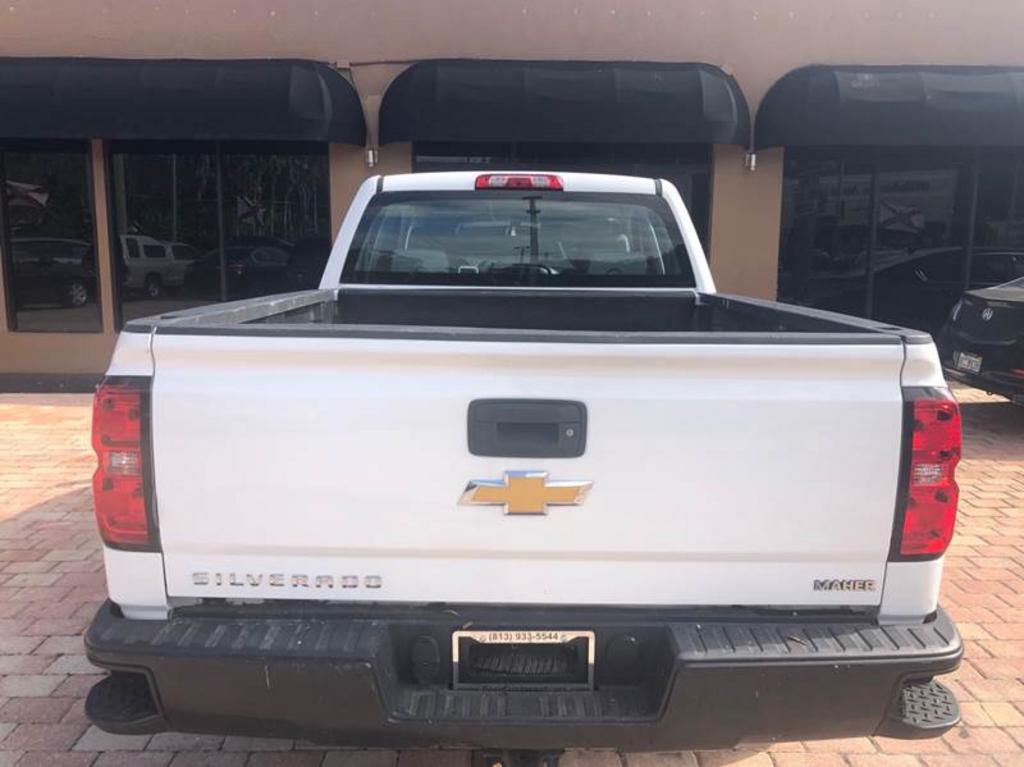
221,150 -> 330,300
109,143 -> 329,323
0,144 -> 100,332
777,151 -> 874,317
414,142 -> 712,248
109,147 -> 218,322
870,149 -> 973,332
780,147 -> 983,333
972,148 -> 1024,287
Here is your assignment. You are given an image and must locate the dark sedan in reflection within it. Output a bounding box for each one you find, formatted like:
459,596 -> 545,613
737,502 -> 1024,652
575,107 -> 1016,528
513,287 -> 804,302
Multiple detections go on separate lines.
286,235 -> 331,289
876,248 -> 1024,334
939,277 -> 1024,404
184,241 -> 292,299
11,237 -> 96,308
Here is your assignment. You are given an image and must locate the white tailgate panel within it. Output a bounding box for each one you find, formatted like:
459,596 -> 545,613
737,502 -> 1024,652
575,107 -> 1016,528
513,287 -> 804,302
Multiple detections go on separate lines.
152,334 -> 905,607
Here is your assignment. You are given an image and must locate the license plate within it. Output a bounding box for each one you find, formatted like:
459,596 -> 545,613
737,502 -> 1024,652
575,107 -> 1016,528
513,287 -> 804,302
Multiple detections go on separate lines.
955,351 -> 982,374
451,629 -> 595,689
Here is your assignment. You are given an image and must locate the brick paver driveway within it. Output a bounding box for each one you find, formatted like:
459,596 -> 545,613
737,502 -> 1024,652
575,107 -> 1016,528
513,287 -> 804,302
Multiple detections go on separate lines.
1,386 -> 1022,767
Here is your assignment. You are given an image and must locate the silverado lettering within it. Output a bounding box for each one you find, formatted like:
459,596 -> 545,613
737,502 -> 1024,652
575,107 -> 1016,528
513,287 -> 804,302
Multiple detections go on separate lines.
191,572 -> 382,589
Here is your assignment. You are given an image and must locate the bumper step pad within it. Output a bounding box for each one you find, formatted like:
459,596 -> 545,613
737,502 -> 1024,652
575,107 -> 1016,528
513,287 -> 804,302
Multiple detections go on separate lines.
878,680 -> 960,739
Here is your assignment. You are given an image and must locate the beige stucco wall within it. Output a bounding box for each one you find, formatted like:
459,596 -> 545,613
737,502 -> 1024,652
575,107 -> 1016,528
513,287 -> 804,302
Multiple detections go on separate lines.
328,144 -> 365,237
329,142 -> 413,236
328,62 -> 417,236
709,146 -> 785,299
0,332 -> 116,375
4,0 -> 1024,375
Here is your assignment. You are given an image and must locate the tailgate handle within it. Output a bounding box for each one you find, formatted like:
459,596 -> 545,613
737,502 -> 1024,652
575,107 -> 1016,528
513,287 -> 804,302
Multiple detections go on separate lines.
468,399 -> 586,458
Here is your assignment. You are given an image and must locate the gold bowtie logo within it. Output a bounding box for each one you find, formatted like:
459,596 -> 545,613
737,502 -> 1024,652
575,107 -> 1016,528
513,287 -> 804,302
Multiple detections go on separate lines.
459,470 -> 593,515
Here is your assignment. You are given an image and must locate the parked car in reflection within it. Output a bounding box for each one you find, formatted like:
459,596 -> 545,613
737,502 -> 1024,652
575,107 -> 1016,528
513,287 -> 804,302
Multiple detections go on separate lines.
871,247 -> 970,333
939,276 -> 1024,403
119,235 -> 196,298
782,218 -> 1024,334
874,248 -> 1024,334
10,237 -> 96,308
184,240 -> 292,299
168,242 -> 200,265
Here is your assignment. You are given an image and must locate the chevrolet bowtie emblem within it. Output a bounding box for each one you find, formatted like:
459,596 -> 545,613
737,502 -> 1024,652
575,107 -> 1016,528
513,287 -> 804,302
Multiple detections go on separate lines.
459,471 -> 593,515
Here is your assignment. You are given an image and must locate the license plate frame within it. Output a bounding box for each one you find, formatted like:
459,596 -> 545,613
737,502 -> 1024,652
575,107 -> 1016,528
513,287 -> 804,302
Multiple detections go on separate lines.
451,629 -> 596,690
955,351 -> 983,374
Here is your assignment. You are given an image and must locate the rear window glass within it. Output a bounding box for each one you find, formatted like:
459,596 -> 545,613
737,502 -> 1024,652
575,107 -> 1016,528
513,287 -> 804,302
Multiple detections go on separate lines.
342,191 -> 695,287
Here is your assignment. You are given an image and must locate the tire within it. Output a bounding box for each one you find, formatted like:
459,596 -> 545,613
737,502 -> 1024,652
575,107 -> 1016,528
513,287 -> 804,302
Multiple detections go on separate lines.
144,274 -> 163,299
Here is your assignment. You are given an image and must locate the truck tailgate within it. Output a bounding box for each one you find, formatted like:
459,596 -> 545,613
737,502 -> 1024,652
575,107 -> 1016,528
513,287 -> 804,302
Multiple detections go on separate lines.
150,333 -> 905,607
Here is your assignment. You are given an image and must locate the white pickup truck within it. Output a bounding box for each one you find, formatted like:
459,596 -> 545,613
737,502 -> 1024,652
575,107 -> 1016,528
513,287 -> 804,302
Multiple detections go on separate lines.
84,172 -> 963,761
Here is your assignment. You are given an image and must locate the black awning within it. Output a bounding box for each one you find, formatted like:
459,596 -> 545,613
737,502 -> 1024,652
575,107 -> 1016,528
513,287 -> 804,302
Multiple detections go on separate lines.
755,65 -> 1024,149
0,58 -> 366,144
379,59 -> 750,146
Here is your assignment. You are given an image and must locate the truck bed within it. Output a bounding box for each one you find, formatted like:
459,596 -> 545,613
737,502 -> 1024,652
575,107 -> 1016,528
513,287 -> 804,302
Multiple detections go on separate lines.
125,287 -> 932,345
118,284 -> 928,610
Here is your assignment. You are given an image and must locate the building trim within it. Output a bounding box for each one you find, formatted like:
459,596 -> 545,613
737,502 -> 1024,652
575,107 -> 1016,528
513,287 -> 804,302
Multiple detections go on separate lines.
0,151 -> 11,331
91,139 -> 118,335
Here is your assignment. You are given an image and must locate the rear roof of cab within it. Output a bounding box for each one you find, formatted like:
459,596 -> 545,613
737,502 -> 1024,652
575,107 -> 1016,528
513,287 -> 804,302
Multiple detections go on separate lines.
380,170 -> 659,195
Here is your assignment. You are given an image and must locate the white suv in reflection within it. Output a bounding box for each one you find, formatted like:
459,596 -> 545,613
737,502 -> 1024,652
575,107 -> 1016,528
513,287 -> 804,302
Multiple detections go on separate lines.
119,235 -> 198,298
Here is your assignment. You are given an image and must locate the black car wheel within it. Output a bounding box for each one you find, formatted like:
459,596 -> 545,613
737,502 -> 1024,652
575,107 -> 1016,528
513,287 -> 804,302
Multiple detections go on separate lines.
144,274 -> 163,299
63,280 -> 89,308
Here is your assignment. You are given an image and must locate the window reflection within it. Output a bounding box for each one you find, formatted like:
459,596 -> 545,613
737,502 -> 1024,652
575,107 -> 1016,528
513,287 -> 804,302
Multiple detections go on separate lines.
973,148 -> 1024,288
221,152 -> 330,299
110,151 -> 219,321
2,148 -> 100,332
109,145 -> 329,323
778,154 -> 874,316
780,148 -> 975,333
870,150 -> 972,333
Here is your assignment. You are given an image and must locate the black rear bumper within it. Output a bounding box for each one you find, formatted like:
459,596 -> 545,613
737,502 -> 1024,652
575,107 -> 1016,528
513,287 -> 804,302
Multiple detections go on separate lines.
941,330 -> 1024,401
944,367 -> 1024,401
84,601 -> 962,750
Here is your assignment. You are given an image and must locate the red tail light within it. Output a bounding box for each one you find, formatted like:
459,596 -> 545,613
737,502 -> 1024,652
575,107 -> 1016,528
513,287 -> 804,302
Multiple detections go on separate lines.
896,391 -> 961,558
475,173 -> 564,191
92,378 -> 156,550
